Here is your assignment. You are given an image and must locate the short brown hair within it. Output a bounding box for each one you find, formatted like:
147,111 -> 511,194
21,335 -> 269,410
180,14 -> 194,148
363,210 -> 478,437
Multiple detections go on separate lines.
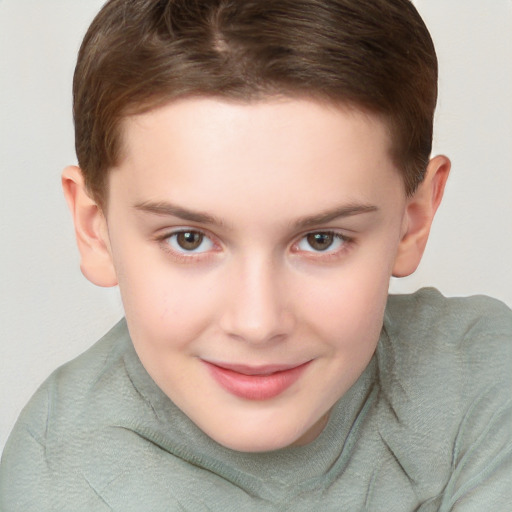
73,0 -> 438,205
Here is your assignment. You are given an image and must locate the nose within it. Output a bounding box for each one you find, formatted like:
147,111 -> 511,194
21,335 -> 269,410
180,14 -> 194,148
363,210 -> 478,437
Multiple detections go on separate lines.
219,255 -> 295,345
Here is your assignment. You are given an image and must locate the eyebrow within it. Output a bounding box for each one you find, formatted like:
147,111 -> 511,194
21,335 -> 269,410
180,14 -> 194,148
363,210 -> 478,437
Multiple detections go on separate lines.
133,201 -> 378,229
133,201 -> 225,226
293,204 -> 379,229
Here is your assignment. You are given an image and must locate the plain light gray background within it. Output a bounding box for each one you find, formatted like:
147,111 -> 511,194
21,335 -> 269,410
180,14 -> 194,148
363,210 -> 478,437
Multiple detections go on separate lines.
1,0 -> 511,452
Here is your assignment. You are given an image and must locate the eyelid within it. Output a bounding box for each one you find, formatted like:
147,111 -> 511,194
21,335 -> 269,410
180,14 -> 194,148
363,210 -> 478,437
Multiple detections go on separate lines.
291,229 -> 354,257
169,231 -> 214,253
156,226 -> 215,242
155,226 -> 354,262
157,226 -> 221,260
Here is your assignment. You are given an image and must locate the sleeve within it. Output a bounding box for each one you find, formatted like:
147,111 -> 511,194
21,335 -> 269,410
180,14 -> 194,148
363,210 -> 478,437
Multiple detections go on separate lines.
0,384 -> 55,512
438,299 -> 512,512
439,386 -> 512,511
0,384 -> 112,512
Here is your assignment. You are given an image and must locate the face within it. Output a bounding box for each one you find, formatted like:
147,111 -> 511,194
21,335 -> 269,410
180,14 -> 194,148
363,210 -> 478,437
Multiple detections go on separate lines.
103,97 -> 408,452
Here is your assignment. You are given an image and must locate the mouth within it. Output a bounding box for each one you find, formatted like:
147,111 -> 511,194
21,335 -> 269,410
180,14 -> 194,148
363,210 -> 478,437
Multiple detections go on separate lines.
202,360 -> 311,400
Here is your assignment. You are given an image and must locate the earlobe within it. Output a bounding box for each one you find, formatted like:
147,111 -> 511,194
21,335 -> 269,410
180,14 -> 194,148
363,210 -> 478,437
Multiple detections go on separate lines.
392,155 -> 451,277
62,166 -> 118,287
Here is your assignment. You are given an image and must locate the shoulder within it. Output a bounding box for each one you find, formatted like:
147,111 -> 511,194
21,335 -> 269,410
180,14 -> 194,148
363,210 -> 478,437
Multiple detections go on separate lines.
0,319 -> 137,510
15,318 -> 136,440
382,287 -> 512,396
47,317 -> 131,398
384,287 -> 512,366
385,286 -> 512,335
373,289 -> 512,501
3,318 -> 130,434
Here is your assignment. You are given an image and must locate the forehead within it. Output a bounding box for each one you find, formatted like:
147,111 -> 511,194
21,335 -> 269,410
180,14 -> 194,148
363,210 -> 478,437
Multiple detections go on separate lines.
120,96 -> 392,157
110,97 -> 403,218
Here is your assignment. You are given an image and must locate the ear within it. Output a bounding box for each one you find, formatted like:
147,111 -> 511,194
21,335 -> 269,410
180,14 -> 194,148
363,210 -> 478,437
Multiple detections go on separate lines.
393,155 -> 451,277
62,166 -> 118,287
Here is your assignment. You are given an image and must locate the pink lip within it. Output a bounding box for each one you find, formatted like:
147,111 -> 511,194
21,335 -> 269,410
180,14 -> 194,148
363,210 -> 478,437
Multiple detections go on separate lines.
203,360 -> 311,400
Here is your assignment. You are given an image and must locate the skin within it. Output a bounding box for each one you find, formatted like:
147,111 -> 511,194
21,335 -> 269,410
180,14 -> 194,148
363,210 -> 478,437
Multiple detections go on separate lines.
63,97 -> 450,452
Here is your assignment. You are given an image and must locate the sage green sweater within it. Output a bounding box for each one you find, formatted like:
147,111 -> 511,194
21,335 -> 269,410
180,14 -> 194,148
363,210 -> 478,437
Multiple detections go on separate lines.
1,288 -> 511,511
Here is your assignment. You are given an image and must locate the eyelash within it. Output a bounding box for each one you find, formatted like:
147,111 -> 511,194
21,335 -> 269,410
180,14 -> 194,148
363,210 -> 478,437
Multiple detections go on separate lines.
291,231 -> 353,260
157,229 -> 220,263
157,228 -> 354,263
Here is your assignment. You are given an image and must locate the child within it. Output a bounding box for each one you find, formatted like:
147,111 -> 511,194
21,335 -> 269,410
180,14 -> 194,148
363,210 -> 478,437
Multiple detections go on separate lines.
1,0 -> 510,510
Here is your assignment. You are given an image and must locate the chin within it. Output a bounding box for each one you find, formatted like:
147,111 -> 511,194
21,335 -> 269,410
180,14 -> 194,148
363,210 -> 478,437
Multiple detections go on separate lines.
203,414 -> 322,453
215,432 -> 297,453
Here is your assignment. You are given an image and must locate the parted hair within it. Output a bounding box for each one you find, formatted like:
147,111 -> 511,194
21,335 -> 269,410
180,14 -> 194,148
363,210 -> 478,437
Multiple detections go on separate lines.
74,0 -> 438,205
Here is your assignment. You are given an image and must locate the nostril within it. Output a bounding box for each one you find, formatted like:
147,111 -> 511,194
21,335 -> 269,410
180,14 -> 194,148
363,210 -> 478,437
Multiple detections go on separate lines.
219,297 -> 295,345
218,258 -> 296,343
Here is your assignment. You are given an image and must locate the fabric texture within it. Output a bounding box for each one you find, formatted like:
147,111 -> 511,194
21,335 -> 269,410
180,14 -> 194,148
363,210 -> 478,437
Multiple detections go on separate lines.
1,288 -> 511,511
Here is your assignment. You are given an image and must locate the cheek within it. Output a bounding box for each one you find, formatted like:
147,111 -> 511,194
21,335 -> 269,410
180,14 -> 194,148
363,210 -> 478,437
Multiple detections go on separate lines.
115,254 -> 222,349
294,256 -> 392,350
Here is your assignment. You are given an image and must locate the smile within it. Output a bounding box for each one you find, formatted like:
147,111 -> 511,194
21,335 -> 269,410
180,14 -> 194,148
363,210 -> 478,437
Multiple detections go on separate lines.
202,361 -> 311,401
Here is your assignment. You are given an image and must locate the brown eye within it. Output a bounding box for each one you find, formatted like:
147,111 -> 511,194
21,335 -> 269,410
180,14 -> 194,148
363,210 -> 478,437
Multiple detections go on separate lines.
165,230 -> 215,256
306,232 -> 335,251
176,231 -> 204,251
